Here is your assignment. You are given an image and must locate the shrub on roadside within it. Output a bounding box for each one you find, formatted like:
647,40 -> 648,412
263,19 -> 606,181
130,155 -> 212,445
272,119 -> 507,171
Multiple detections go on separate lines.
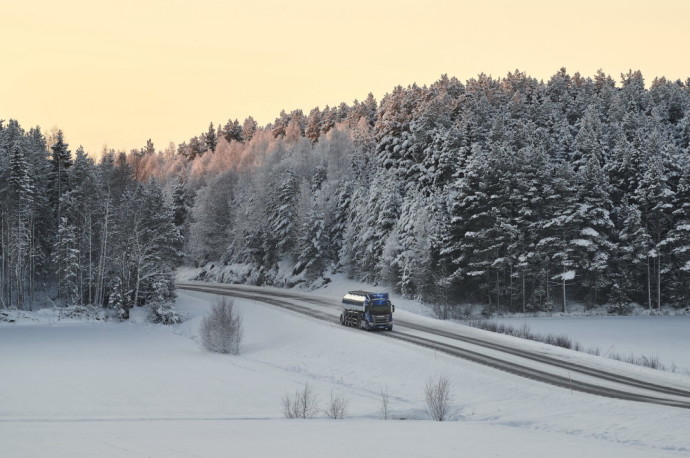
148,302 -> 183,324
200,297 -> 243,355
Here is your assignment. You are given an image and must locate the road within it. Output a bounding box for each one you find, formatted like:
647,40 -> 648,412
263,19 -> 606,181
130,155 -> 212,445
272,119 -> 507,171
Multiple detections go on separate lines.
176,281 -> 690,409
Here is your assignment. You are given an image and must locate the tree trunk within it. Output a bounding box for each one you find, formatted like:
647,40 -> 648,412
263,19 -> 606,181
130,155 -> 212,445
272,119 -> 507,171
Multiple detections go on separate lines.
657,255 -> 661,309
96,200 -> 110,306
522,271 -> 526,314
545,258 -> 550,307
647,256 -> 652,309
88,214 -> 93,305
1,218 -> 6,308
562,266 -> 567,313
496,268 -> 500,313
29,217 -> 35,311
509,264 -> 513,312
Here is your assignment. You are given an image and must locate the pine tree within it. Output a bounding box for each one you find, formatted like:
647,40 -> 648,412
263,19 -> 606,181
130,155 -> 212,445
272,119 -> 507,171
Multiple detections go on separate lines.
131,182 -> 181,307
242,116 -> 258,143
64,148 -> 101,304
223,119 -> 243,143
54,217 -> 80,304
536,162 -> 580,312
296,194 -> 328,281
205,122 -> 218,153
305,107 -> 322,144
48,130 -> 73,301
635,153 -> 675,308
572,105 -> 605,169
188,171 -> 236,264
5,137 -> 37,308
49,130 -> 72,223
609,200 -> 651,311
171,172 -> 190,257
268,169 -> 299,259
662,163 -> 690,307
572,155 -> 615,305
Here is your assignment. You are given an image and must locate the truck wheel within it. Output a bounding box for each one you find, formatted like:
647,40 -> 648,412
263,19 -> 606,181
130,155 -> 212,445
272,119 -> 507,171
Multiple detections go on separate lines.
387,325 -> 393,331
339,314 -> 344,325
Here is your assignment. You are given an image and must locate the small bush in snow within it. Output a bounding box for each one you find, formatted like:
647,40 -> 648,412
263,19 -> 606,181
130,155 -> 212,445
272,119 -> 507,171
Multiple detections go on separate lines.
0,308 -> 26,323
543,333 -> 572,349
467,319 -> 574,349
200,297 -> 243,355
607,302 -> 634,315
282,383 -> 319,419
608,351 -> 666,371
323,390 -> 348,419
148,302 -> 183,325
424,375 -> 456,421
56,305 -> 106,321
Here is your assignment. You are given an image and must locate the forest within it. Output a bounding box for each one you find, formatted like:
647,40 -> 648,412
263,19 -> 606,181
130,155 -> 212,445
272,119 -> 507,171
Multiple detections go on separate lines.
3,68 -> 690,317
0,127 -> 180,319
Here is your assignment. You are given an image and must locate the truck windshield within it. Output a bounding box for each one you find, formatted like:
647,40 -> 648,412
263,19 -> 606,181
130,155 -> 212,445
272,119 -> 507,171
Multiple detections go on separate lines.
369,301 -> 392,314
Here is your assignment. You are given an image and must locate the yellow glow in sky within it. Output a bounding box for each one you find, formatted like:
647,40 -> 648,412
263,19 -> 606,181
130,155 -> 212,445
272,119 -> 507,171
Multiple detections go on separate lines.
2,0 -> 689,155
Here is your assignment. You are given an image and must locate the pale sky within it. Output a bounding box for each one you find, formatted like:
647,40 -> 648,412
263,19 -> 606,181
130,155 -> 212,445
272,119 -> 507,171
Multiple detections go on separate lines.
2,0 -> 689,155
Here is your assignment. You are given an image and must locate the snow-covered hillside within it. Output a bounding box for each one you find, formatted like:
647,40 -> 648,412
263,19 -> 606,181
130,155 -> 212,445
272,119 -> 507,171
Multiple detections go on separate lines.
1,289 -> 688,457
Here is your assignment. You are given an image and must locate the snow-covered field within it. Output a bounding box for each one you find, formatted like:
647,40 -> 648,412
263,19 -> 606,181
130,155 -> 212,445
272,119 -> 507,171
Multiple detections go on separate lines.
492,315 -> 690,373
1,287 -> 689,457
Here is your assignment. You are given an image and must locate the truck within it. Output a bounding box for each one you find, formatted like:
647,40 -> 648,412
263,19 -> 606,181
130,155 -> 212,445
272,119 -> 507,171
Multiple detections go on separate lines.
340,291 -> 394,331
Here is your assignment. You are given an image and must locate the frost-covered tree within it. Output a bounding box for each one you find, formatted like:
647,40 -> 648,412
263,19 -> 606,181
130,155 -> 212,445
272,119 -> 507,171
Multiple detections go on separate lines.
609,200 -> 651,311
189,171 -> 236,264
53,217 -> 80,304
636,153 -> 676,308
8,68 -> 690,314
267,169 -> 300,260
572,155 -> 615,305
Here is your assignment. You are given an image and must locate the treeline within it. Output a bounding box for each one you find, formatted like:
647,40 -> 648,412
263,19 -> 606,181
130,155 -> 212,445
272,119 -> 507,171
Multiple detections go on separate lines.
0,123 -> 180,317
162,69 -> 690,315
7,67 -> 690,316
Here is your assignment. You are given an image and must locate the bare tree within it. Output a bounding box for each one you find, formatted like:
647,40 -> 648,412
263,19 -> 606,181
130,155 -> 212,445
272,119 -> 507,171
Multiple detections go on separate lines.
282,383 -> 319,419
424,375 -> 456,421
379,386 -> 391,420
323,390 -> 348,419
200,297 -> 243,355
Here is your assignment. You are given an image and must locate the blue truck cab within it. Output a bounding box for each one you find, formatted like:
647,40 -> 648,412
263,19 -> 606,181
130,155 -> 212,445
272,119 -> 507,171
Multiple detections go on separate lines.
340,291 -> 394,331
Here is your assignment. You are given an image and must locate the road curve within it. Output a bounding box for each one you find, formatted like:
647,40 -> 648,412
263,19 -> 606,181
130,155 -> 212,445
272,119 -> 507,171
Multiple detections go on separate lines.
176,281 -> 690,409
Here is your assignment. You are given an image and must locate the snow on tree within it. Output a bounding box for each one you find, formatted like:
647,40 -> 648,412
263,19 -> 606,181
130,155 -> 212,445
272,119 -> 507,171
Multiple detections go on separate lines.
242,116 -> 258,143
53,217 -> 80,305
571,155 -> 615,305
536,161 -> 580,312
609,199 -> 651,312
6,69 -> 690,314
267,169 -> 300,260
189,171 -> 237,264
635,151 -> 676,309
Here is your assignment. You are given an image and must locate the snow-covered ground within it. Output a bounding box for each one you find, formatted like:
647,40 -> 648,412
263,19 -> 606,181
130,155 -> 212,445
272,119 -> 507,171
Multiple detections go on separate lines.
1,286 -> 689,457
492,315 -> 690,374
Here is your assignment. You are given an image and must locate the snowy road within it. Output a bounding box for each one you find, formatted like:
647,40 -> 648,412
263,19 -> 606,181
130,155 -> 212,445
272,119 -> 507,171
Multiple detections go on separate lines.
176,281 -> 690,409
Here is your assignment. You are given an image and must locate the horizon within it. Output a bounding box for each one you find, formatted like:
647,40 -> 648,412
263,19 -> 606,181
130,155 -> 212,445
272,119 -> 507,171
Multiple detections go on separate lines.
2,0 -> 689,156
